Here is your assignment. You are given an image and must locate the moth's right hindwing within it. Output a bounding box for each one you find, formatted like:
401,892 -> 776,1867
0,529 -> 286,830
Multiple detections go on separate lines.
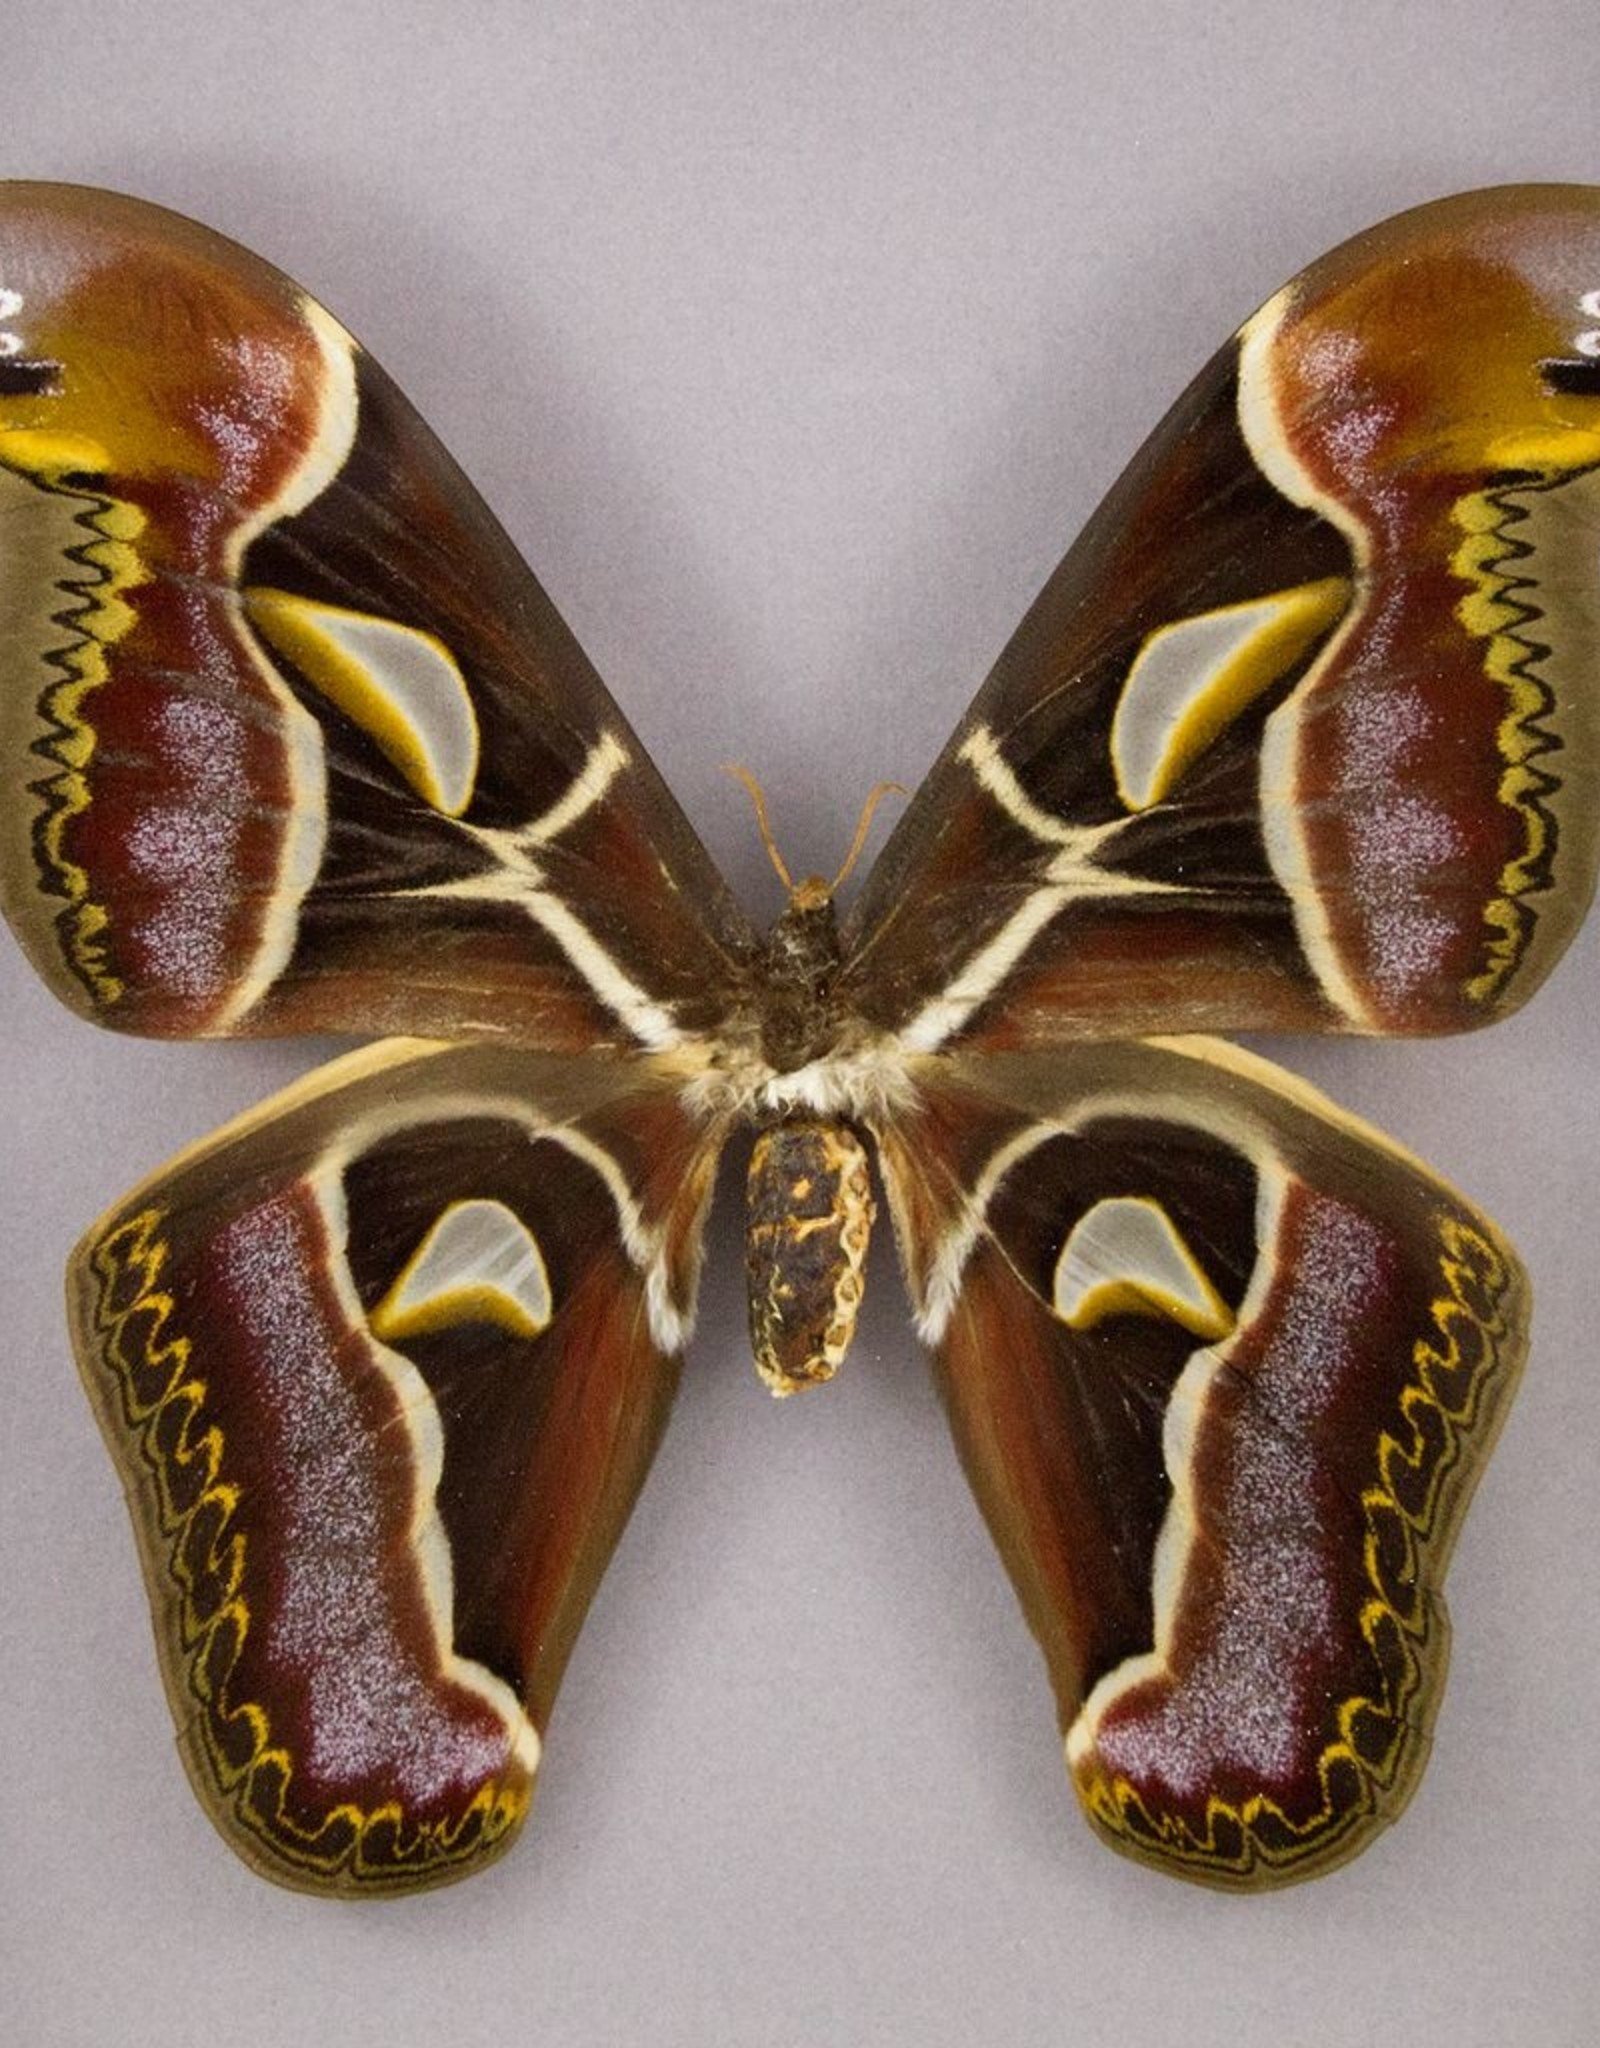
68,1039 -> 722,1895
875,1039 -> 1529,1888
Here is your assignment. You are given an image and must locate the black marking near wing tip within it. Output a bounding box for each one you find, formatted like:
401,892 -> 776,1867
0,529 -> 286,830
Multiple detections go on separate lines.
1539,356 -> 1600,398
0,357 -> 63,397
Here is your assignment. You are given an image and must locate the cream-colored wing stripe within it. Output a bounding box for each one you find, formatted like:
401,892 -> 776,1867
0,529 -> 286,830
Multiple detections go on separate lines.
309,1163 -> 543,1778
1237,294 -> 1377,1027
420,731 -> 683,1052
206,300 -> 359,1031
899,726 -> 1180,1055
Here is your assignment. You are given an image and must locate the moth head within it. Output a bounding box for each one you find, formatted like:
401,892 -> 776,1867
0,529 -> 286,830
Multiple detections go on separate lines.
723,762 -> 904,915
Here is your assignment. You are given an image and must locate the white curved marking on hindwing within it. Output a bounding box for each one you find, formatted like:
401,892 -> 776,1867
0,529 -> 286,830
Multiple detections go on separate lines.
372,1197 -> 554,1342
329,1082 -> 702,1355
1053,1195 -> 1235,1341
1062,1163 -> 1369,1795
909,1065 -> 1296,1346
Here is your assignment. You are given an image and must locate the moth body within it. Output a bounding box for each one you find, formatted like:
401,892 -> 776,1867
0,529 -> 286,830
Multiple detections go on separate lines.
744,1116 -> 875,1395
736,878 -> 875,1391
757,875 -> 848,1072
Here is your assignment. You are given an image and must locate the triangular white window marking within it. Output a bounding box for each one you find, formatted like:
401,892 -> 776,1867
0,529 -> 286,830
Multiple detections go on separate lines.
371,1198 -> 554,1343
1052,1195 -> 1235,1341
1110,576 -> 1348,811
246,586 -> 480,816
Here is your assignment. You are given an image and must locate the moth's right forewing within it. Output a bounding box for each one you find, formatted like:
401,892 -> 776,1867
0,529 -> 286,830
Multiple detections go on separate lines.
844,186 -> 1600,1051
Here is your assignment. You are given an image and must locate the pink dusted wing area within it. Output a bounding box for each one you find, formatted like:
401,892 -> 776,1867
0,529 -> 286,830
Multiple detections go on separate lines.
68,1040 -> 722,1895
874,1040 -> 1528,1887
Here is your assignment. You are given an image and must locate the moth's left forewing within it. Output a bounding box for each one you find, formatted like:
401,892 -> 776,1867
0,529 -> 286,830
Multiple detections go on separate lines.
68,1039 -> 723,1895
844,185 -> 1600,1050
874,1040 -> 1528,1887
0,183 -> 753,1050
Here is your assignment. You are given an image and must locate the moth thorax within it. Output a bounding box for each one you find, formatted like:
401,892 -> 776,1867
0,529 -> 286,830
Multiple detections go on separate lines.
745,1119 -> 875,1397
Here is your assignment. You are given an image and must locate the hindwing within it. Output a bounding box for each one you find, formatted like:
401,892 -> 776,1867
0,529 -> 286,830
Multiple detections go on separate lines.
873,1039 -> 1528,1886
69,1038 -> 723,1893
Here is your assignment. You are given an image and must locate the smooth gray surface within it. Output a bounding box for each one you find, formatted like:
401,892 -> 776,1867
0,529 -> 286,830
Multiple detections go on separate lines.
1,6 -> 1596,2044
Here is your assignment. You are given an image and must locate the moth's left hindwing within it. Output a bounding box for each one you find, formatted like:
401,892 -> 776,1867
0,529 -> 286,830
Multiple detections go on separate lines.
68,1040 -> 722,1895
875,1039 -> 1529,1888
0,183 -> 752,1048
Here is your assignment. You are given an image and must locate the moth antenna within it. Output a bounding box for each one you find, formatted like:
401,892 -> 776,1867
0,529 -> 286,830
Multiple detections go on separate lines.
829,780 -> 908,893
723,762 -> 796,893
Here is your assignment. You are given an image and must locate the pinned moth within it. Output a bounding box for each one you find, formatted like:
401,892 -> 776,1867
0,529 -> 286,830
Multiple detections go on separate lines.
2,182 -> 1596,1897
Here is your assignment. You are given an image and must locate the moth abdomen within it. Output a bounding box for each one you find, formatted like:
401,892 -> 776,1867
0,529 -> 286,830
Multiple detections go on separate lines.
744,1119 -> 874,1396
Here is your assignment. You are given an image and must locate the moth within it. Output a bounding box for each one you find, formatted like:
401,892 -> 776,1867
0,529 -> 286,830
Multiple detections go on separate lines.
2,182 -> 1596,1899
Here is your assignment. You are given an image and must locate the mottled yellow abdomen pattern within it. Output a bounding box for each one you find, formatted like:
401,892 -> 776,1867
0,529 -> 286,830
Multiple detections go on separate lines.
744,1120 -> 875,1395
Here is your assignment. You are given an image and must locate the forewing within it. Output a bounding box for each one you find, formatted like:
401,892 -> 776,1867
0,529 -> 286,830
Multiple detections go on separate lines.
844,186 -> 1600,1049
69,1039 -> 723,1895
0,183 -> 752,1047
875,1039 -> 1527,1886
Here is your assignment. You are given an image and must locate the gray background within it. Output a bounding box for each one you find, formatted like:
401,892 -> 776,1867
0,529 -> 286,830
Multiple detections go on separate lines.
2,5 -> 1596,2044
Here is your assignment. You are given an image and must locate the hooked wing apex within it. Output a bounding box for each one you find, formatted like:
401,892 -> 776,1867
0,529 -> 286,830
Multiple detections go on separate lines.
843,185 -> 1600,1052
0,182 -> 753,1052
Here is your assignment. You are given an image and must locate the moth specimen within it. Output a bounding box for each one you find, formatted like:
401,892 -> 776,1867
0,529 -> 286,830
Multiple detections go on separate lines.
2,182 -> 1595,1895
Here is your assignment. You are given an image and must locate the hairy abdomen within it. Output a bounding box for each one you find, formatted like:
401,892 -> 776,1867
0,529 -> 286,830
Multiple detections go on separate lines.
745,1120 -> 874,1395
